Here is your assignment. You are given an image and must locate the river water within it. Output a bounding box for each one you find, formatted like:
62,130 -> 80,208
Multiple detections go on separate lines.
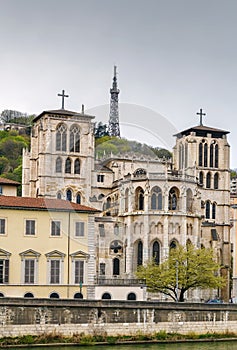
17,341 -> 237,350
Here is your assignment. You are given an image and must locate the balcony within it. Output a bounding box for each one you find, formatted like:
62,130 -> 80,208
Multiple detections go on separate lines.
95,277 -> 145,286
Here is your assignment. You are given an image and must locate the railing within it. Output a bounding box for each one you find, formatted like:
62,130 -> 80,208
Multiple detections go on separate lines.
95,277 -> 146,286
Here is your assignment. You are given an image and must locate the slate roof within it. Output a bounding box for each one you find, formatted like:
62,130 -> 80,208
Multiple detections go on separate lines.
174,124 -> 229,138
0,196 -> 99,213
34,109 -> 95,121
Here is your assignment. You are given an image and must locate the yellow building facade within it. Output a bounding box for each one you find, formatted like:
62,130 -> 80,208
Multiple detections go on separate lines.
0,196 -> 98,299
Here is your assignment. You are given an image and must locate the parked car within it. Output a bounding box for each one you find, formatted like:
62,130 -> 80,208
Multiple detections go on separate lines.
206,299 -> 223,304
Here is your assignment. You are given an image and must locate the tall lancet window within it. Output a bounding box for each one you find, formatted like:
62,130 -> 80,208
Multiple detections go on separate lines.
74,158 -> 80,174
70,125 -> 80,152
56,123 -> 67,152
65,157 -> 71,173
137,241 -> 143,266
199,142 -> 203,166
204,143 -> 208,167
215,144 -> 219,168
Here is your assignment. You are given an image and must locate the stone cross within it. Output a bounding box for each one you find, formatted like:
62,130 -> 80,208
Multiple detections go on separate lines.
57,90 -> 69,110
196,108 -> 206,126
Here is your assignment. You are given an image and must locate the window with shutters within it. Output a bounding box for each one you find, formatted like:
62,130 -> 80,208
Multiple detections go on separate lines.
25,220 -> 36,236
50,260 -> 60,284
24,259 -> 35,284
74,260 -> 84,284
0,219 -> 6,235
75,222 -> 85,237
0,259 -> 9,284
51,221 -> 61,236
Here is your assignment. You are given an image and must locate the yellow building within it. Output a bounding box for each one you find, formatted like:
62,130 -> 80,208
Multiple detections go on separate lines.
0,196 -> 98,299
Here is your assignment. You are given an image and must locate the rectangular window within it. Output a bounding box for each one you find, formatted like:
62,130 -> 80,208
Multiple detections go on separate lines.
50,260 -> 60,283
24,259 -> 35,284
97,174 -> 104,183
75,222 -> 85,237
74,260 -> 84,284
0,259 -> 9,283
51,221 -> 61,236
0,219 -> 5,234
25,220 -> 36,235
99,224 -> 105,237
100,263 -> 105,276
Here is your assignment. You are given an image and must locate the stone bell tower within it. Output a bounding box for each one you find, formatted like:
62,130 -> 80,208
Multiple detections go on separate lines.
173,109 -> 231,301
22,91 -> 95,206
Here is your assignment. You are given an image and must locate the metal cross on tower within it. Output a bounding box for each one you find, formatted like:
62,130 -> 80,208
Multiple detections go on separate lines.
108,66 -> 120,137
196,108 -> 206,126
58,89 -> 69,110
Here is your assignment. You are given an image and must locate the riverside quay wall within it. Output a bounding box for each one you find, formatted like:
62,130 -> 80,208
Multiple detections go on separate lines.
1,298 -> 237,337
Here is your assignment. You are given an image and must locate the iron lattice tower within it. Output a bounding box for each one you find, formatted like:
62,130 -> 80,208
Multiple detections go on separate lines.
108,66 -> 120,137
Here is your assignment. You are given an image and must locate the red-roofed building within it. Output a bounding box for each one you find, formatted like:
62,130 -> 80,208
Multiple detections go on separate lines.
0,196 -> 98,299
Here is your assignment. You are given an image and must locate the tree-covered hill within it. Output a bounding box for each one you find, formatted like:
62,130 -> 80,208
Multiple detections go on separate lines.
95,136 -> 172,160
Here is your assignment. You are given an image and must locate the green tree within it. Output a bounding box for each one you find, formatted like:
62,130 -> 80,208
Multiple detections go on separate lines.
94,122 -> 109,138
136,244 -> 225,302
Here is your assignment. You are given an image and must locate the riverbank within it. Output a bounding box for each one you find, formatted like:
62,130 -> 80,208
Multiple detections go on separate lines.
1,331 -> 237,348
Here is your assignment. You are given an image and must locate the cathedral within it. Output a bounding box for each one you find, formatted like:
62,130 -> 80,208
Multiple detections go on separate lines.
22,68 -> 231,302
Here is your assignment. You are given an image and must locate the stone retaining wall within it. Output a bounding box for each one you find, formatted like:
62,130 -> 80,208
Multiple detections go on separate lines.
1,298 -> 237,337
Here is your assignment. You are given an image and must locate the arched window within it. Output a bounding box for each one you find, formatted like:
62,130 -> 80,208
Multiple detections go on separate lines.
135,187 -> 144,210
102,292 -> 111,300
50,292 -> 59,299
179,143 -> 184,169
127,292 -> 136,300
134,168 -> 146,177
70,125 -> 80,152
125,188 -> 129,212
205,201 -> 211,219
215,144 -> 219,168
204,143 -> 208,167
151,186 -> 162,210
206,172 -> 211,188
55,157 -> 62,173
57,192 -> 62,199
210,143 -> 214,167
74,292 -> 83,299
66,189 -> 72,201
106,197 -> 111,209
74,158 -> 80,174
65,157 -> 71,173
24,292 -> 34,298
137,241 -> 143,266
199,142 -> 203,166
199,171 -> 204,185
212,202 -> 216,219
56,123 -> 67,152
169,187 -> 179,210
186,189 -> 193,212
76,193 -> 81,204
170,240 -> 177,249
152,241 -> 160,265
0,293 -> 4,297
113,258 -> 120,275
214,172 -> 219,189
185,142 -> 188,168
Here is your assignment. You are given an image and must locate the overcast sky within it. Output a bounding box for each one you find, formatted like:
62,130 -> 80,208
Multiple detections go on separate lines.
1,0 -> 237,166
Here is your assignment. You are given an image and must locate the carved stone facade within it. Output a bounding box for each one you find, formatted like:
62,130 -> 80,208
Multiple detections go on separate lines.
22,109 -> 231,301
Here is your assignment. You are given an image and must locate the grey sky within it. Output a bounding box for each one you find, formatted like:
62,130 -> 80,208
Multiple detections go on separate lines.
1,0 -> 237,165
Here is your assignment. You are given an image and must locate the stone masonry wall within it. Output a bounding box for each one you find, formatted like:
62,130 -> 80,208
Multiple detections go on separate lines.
1,298 -> 237,337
